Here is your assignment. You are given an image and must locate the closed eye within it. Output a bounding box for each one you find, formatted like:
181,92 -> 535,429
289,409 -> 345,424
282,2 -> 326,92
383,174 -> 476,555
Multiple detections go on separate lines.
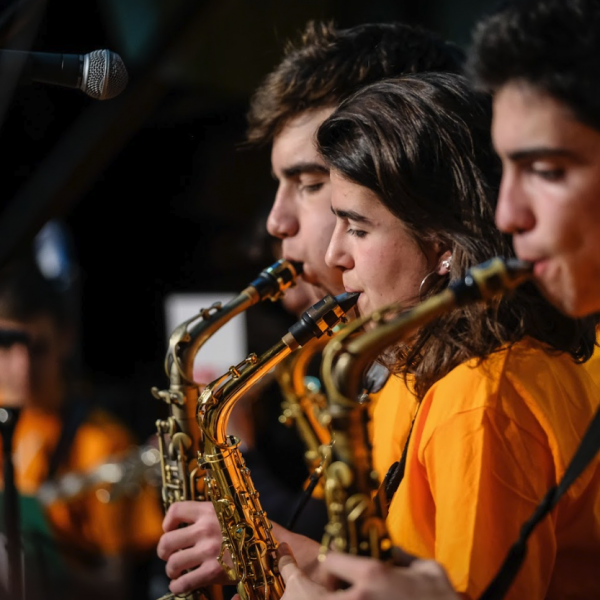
347,228 -> 367,238
529,166 -> 565,181
300,182 -> 325,194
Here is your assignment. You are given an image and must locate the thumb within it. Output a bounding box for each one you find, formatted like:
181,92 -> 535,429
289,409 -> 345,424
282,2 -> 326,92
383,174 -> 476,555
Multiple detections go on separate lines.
391,545 -> 418,567
277,542 -> 299,583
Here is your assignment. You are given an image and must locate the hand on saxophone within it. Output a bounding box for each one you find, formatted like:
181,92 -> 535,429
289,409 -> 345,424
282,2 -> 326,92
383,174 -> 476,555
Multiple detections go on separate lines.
157,500 -> 233,595
276,543 -> 460,600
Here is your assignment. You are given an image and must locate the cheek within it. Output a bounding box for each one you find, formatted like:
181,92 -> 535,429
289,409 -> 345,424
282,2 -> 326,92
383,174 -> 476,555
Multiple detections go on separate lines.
358,247 -> 399,299
306,217 -> 335,256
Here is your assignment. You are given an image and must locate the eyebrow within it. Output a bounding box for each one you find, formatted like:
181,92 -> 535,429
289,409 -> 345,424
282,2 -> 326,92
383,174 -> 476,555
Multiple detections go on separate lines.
331,206 -> 373,224
272,162 -> 330,179
506,147 -> 580,162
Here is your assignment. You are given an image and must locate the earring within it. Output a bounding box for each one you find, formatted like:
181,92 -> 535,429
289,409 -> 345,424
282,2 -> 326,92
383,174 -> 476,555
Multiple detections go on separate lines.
441,257 -> 452,272
419,270 -> 439,301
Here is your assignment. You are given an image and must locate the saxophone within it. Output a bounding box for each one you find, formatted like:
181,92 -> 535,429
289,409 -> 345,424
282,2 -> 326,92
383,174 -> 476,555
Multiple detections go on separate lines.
197,291 -> 359,600
152,259 -> 302,600
320,257 -> 532,559
37,444 -> 161,506
276,335 -> 332,484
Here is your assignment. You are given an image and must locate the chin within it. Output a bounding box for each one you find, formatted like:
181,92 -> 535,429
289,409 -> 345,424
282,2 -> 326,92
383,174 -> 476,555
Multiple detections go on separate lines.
538,260 -> 600,318
536,280 -> 590,318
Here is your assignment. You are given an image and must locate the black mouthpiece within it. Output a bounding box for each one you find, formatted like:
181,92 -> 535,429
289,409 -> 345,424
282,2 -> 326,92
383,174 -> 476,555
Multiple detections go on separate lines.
288,291 -> 359,346
252,258 -> 303,301
289,260 -> 304,275
336,291 -> 360,314
450,257 -> 533,306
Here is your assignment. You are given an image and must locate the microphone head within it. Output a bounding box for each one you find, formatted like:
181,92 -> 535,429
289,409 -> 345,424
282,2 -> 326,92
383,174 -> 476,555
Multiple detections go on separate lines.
82,49 -> 128,100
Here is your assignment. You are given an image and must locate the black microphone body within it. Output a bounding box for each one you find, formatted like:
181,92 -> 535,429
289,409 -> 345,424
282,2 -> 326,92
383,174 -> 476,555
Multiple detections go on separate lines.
0,49 -> 128,99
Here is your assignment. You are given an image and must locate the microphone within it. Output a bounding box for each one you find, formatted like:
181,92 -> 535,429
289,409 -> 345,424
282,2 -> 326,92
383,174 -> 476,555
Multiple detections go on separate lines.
0,49 -> 129,99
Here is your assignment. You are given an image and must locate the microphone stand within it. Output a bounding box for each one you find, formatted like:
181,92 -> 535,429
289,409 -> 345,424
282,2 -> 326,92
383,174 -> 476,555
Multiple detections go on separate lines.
0,407 -> 22,600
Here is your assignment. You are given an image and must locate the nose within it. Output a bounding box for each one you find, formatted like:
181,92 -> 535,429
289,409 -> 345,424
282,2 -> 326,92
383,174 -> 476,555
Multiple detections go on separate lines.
325,223 -> 353,271
267,184 -> 299,239
495,171 -> 536,235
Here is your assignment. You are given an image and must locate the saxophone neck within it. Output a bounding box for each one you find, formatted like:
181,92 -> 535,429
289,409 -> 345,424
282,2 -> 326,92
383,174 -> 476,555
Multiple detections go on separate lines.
199,292 -> 360,450
199,340 -> 291,448
164,258 -> 303,389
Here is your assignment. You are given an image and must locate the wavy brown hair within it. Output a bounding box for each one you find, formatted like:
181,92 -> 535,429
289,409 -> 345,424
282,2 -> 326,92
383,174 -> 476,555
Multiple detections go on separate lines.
316,72 -> 597,400
246,20 -> 465,146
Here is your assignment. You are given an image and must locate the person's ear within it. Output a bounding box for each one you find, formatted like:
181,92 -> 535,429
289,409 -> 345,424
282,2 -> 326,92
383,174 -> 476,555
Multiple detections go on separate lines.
436,250 -> 453,276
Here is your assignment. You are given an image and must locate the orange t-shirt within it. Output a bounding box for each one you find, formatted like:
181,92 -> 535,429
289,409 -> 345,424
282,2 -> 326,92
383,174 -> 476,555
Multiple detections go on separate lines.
583,333 -> 600,390
371,373 -> 417,481
4,406 -> 164,557
382,338 -> 600,599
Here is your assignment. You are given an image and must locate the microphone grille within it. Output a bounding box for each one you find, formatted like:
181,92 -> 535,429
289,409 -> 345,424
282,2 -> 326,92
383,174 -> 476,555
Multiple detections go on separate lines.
84,49 -> 129,100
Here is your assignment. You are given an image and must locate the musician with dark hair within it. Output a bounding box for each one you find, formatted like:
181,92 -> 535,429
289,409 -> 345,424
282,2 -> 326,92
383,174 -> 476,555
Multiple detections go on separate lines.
468,0 -> 600,319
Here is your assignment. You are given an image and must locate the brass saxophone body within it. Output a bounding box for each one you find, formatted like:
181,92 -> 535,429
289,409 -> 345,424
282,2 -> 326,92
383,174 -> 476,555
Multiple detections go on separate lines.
276,335 -> 332,481
152,259 -> 301,600
320,257 -> 533,560
198,292 -> 359,600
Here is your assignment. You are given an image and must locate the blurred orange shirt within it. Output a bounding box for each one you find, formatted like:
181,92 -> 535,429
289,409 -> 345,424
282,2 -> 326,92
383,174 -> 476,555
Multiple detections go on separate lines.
373,338 -> 600,600
583,330 -> 600,390
2,406 -> 163,556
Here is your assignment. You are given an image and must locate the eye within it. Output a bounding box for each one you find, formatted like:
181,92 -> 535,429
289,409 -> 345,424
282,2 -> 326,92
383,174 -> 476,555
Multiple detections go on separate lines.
529,163 -> 565,182
299,182 -> 325,194
347,228 -> 367,238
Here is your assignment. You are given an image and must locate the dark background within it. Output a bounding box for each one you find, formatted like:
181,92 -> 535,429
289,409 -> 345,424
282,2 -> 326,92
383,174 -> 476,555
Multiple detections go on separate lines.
0,0 -> 499,442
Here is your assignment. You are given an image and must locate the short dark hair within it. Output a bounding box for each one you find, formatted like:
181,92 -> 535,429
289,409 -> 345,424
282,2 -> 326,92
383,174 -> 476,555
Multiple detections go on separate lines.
468,0 -> 600,131
316,72 -> 596,398
246,20 -> 465,146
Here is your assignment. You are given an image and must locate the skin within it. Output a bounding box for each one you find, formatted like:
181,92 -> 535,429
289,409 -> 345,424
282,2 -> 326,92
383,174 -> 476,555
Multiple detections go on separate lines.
0,315 -> 69,411
325,170 -> 444,317
493,82 -> 600,317
277,544 -> 458,600
267,108 -> 344,303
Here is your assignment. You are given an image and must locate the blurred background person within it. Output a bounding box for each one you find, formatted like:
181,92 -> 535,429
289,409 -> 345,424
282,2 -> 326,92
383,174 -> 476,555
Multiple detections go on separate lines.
0,220 -> 164,600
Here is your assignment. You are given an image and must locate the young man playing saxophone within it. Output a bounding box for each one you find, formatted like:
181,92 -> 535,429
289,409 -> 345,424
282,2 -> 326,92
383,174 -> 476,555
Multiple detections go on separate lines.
157,18 -> 465,598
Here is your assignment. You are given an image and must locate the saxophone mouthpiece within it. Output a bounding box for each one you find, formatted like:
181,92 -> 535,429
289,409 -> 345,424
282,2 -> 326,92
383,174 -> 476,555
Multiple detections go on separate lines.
252,258 -> 304,301
336,291 -> 360,314
287,292 -> 360,347
289,260 -> 304,275
451,256 -> 533,305
506,258 -> 534,279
